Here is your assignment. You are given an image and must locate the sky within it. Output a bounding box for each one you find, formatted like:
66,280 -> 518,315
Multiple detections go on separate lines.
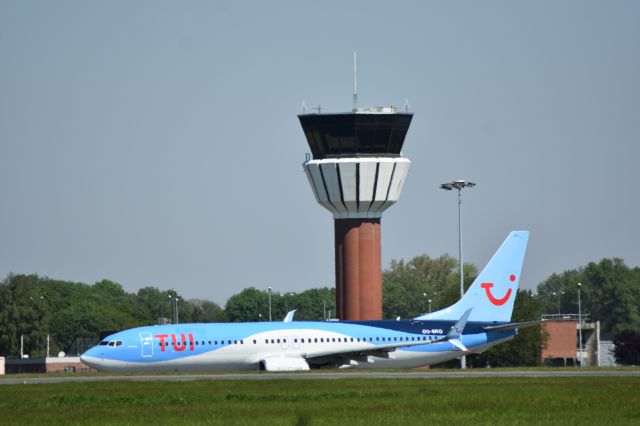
1,1 -> 639,307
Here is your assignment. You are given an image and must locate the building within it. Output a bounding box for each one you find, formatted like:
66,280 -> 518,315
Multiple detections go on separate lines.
4,356 -> 95,374
541,314 -> 602,366
299,106 -> 413,320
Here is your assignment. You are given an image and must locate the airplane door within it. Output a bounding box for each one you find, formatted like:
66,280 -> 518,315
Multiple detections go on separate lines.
140,332 -> 153,358
280,336 -> 289,351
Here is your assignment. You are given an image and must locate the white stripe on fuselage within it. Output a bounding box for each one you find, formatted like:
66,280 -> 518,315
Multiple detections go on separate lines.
81,326 -> 513,372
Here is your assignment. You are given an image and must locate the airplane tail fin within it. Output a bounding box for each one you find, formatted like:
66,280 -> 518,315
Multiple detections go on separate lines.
415,231 -> 529,323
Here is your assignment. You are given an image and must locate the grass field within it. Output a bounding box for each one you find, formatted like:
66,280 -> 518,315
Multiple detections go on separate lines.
1,375 -> 639,425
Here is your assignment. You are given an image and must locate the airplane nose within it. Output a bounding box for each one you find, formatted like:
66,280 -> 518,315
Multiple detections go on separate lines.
80,352 -> 102,370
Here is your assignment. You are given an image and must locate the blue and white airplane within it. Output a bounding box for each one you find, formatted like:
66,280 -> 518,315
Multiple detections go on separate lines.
81,231 -> 532,372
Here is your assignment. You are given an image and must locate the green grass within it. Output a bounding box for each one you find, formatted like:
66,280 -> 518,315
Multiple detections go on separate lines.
1,376 -> 639,425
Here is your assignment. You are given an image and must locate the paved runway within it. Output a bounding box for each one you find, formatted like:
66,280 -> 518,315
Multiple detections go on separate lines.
2,369 -> 639,385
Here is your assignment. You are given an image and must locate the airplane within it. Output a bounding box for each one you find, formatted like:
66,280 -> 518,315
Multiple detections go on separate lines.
81,230 -> 533,372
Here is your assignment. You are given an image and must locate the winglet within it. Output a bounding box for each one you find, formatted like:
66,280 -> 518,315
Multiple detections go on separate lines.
445,308 -> 472,352
445,308 -> 472,340
283,310 -> 297,322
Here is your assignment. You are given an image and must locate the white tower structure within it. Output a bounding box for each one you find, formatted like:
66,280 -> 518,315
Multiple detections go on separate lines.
299,106 -> 413,320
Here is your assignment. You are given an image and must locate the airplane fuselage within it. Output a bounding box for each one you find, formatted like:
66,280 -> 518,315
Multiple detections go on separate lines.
81,319 -> 515,372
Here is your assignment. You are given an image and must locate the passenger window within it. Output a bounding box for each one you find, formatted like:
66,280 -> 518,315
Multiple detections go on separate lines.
314,338 -> 318,343
332,338 -> 335,342
253,340 -> 257,344
208,341 -> 211,345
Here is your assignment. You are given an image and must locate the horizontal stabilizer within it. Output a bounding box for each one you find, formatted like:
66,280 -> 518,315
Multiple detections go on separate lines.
483,317 -> 575,332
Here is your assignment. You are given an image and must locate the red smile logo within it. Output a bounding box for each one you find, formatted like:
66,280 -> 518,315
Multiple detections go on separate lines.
481,274 -> 515,306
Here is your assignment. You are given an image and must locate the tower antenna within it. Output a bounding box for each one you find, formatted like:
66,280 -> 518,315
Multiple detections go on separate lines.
352,51 -> 358,112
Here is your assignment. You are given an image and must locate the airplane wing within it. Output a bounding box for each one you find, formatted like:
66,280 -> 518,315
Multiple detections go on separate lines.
304,309 -> 474,366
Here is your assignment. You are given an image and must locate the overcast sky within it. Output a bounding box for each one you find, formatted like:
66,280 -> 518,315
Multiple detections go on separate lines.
1,1 -> 639,307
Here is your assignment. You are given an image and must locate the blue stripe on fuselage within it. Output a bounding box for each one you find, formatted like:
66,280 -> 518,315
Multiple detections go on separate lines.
83,320 -> 511,363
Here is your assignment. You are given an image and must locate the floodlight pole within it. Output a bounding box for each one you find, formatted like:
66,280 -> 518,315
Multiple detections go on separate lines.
168,294 -> 179,324
578,282 -> 583,367
441,179 -> 476,369
268,287 -> 272,322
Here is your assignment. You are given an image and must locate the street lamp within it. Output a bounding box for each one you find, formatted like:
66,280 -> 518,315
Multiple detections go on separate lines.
578,282 -> 583,367
268,287 -> 272,322
168,294 -> 180,324
285,292 -> 295,312
441,179 -> 475,369
552,291 -> 565,315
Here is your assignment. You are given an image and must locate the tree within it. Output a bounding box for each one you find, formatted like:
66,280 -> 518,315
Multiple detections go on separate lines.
136,286 -> 173,323
189,300 -> 227,323
382,254 -> 477,319
537,258 -> 640,333
613,330 -> 640,365
284,288 -> 335,321
469,290 -> 547,367
225,287 -> 269,322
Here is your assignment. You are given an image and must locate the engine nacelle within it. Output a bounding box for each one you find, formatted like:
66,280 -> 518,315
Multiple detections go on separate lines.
260,356 -> 310,371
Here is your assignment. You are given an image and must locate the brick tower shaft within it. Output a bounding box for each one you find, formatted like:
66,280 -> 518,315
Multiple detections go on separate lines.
334,219 -> 382,320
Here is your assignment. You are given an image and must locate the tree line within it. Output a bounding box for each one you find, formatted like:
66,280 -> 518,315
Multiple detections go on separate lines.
1,256 -> 638,365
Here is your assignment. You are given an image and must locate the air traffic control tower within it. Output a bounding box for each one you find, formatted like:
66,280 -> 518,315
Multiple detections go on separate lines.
299,106 -> 413,320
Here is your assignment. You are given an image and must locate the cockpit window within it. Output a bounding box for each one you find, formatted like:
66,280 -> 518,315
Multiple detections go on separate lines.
107,341 -> 115,347
99,341 -> 109,346
115,341 -> 122,347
